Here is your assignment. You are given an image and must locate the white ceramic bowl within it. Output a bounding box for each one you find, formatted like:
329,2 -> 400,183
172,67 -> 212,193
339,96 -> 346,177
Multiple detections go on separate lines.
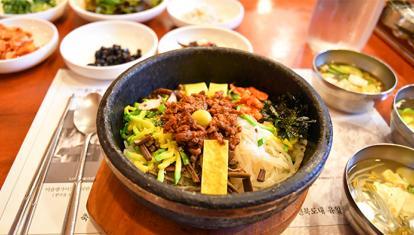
167,0 -> 244,29
0,18 -> 59,74
158,25 -> 253,53
60,20 -> 158,80
69,0 -> 167,22
0,0 -> 67,22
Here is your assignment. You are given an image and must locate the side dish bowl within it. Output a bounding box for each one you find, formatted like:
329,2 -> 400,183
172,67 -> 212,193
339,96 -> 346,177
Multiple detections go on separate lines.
0,17 -> 59,74
343,144 -> 414,234
0,0 -> 67,21
391,85 -> 414,147
312,50 -> 397,114
158,25 -> 253,53
69,0 -> 167,22
167,0 -> 244,29
97,48 -> 333,229
60,20 -> 158,80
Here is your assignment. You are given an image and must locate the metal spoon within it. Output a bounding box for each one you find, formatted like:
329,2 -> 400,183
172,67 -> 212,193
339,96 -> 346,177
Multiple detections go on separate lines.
62,93 -> 101,235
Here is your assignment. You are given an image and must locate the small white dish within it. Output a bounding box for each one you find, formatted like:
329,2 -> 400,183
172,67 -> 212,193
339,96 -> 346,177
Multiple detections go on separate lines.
0,17 -> 59,74
60,20 -> 158,80
69,0 -> 167,22
167,0 -> 244,29
158,25 -> 253,53
0,0 -> 68,22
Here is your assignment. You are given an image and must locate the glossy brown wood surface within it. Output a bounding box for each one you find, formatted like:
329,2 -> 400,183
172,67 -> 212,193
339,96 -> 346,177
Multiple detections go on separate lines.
87,161 -> 309,235
0,0 -> 412,192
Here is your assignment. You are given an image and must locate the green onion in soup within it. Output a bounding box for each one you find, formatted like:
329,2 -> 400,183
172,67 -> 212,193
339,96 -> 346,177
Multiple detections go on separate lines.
318,62 -> 384,94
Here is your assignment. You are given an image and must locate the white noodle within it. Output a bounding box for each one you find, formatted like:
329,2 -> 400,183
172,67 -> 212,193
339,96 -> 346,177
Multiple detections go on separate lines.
233,119 -> 307,191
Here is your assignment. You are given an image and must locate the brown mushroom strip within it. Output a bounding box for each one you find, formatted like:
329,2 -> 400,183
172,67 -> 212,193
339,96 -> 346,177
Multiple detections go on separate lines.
143,136 -> 159,153
185,164 -> 200,183
165,165 -> 175,172
144,138 -> 154,146
228,172 -> 251,179
134,135 -> 152,146
242,178 -> 253,192
257,168 -> 266,182
138,145 -> 152,161
227,181 -> 239,193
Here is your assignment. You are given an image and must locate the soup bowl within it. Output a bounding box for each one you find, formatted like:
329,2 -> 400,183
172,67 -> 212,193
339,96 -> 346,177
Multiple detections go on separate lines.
390,84 -> 414,147
312,50 -> 397,114
343,144 -> 414,234
97,48 -> 333,229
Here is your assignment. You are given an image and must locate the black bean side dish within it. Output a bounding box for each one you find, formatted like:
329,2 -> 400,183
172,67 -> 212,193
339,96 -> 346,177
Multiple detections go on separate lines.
88,44 -> 142,66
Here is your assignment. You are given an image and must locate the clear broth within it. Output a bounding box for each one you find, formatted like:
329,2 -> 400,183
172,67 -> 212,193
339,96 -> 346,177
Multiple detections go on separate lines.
348,158 -> 414,234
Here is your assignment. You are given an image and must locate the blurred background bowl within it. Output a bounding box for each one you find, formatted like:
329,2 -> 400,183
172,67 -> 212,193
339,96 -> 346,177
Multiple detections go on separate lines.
343,143 -> 414,234
391,84 -> 414,147
97,48 -> 332,229
60,20 -> 158,80
69,0 -> 167,22
312,49 -> 397,114
0,17 -> 59,74
167,0 -> 244,29
0,0 -> 67,21
158,25 -> 253,53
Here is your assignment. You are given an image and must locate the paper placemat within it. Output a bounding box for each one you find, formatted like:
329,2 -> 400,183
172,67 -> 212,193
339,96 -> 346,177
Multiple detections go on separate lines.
0,69 -> 391,234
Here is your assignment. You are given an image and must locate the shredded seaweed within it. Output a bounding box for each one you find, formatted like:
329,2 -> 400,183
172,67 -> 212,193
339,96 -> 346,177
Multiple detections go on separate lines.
261,94 -> 316,140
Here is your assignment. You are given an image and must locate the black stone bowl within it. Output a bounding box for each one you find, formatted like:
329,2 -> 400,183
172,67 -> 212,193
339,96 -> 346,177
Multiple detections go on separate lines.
97,48 -> 333,229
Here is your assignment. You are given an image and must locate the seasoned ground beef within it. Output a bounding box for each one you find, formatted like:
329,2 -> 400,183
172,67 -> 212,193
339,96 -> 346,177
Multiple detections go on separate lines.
162,92 -> 241,158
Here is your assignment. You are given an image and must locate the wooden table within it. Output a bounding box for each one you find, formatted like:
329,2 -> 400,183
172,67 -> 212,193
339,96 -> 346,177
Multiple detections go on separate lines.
0,0 -> 413,190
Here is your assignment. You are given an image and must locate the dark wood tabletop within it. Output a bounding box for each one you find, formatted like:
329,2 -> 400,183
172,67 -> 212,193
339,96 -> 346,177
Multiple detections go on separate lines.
1,0 -> 413,188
